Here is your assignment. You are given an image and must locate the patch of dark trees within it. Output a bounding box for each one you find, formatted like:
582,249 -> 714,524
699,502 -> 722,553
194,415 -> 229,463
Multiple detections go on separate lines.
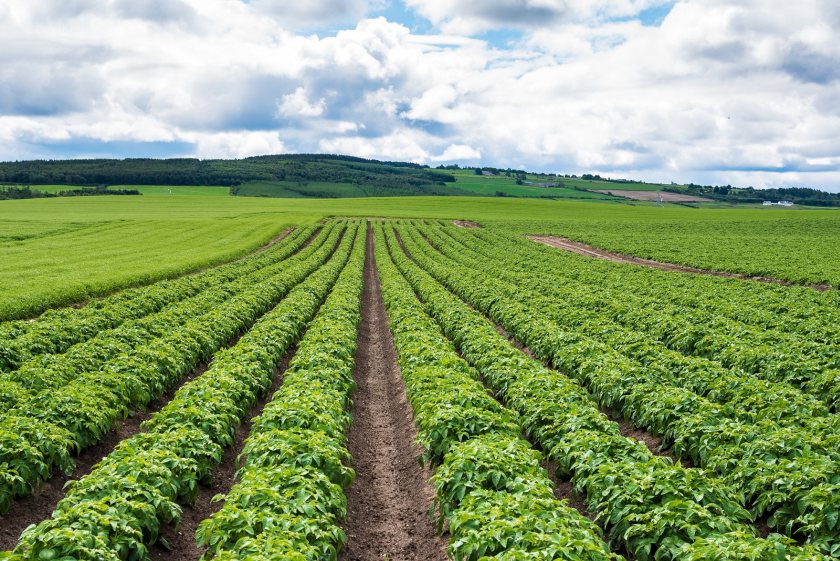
664,184 -> 840,207
0,154 -> 456,190
0,185 -> 141,200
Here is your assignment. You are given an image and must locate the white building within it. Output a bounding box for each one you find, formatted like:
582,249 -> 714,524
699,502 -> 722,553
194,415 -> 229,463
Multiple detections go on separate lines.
763,200 -> 794,206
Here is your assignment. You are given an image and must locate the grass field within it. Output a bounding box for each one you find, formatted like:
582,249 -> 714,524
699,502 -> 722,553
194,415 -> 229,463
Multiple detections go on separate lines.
1,193 -> 838,321
447,171 -> 618,198
449,170 -> 673,194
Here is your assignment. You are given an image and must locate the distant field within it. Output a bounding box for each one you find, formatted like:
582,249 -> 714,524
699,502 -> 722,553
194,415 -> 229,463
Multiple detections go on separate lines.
449,171 -> 616,199
23,175 -> 677,200
232,179 -> 474,198
0,195 -> 309,319
235,181 -> 367,198
450,170 -> 677,195
1,193 -> 838,320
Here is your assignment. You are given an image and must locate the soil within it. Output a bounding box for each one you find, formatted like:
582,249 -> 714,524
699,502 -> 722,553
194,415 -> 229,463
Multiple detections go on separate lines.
528,235 -> 831,291
339,224 -> 448,561
493,324 -> 535,359
452,220 -> 481,228
148,349 -> 296,561
600,409 -> 691,466
541,460 -> 590,517
590,189 -> 713,203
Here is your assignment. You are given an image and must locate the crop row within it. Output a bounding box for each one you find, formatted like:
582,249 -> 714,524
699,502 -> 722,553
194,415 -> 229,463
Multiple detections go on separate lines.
413,222 -> 840,552
374,224 -> 619,561
196,221 -> 366,561
399,222 -> 840,556
0,224 -> 342,515
386,223 -> 831,561
438,223 -> 840,409
3,222 -> 361,561
0,226 -> 313,372
0,228 -> 321,406
424,223 -> 837,430
464,221 -> 840,344
419,223 -> 840,441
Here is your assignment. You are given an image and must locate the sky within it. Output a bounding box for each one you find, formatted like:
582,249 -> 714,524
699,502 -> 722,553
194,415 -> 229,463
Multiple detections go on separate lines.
1,1 -> 839,191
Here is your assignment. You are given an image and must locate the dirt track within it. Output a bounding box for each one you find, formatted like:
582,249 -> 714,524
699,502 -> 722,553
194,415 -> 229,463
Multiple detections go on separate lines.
340,227 -> 447,561
529,235 -> 831,291
452,220 -> 481,228
590,189 -> 712,202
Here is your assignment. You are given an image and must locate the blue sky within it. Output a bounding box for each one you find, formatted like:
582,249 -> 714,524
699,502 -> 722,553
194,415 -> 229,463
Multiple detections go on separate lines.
1,0 -> 839,190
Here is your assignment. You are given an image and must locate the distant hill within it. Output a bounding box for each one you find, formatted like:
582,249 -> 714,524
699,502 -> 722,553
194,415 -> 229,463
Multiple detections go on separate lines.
0,154 -> 461,197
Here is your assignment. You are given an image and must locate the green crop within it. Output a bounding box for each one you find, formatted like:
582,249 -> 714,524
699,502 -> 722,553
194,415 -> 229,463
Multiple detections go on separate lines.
374,223 -> 619,561
5,223 -> 361,560
388,220 -> 835,559
197,222 -> 365,561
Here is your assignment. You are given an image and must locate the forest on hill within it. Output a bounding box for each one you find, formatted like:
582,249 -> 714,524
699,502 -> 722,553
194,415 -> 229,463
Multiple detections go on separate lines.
0,154 -> 457,195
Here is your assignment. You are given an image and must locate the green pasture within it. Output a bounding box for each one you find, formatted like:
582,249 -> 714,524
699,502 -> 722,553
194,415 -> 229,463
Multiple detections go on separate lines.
449,170 -> 671,195
448,171 -> 616,199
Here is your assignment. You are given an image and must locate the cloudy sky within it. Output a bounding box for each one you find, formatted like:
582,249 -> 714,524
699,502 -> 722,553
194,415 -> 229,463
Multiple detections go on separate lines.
1,1 -> 839,190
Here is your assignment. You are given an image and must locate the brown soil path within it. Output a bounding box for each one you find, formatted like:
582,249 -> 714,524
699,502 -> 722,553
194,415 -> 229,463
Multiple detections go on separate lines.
529,235 -> 831,291
339,225 -> 447,561
452,220 -> 481,228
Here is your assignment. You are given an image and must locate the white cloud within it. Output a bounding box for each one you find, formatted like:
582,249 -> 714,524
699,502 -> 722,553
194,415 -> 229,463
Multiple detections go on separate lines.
432,143 -> 481,161
248,0 -> 384,28
278,87 -> 327,117
0,0 -> 838,190
319,131 -> 432,163
190,131 -> 286,159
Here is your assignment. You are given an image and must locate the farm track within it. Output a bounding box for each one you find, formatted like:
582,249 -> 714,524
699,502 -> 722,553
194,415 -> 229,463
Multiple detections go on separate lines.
451,220 -> 481,228
148,346 -> 297,561
529,235 -> 832,291
249,227 -> 294,255
340,226 -> 447,561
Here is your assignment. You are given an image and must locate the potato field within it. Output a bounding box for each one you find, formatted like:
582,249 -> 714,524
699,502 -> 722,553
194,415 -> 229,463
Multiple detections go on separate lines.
1,218 -> 838,561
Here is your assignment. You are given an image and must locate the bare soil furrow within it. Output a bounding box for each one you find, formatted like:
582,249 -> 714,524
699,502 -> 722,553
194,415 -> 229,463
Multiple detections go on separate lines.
452,220 -> 481,228
339,225 -> 447,561
148,347 -> 297,561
